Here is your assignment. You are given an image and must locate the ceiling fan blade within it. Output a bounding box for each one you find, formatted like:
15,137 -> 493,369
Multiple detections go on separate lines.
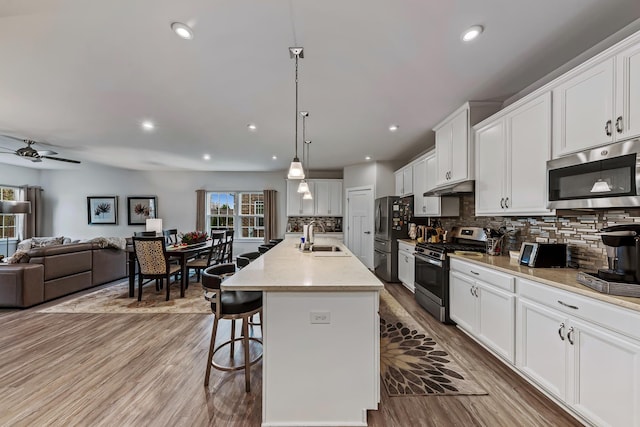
37,149 -> 58,156
0,134 -> 27,142
41,155 -> 81,164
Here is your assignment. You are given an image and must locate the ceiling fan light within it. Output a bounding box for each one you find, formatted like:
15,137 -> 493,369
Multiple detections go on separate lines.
287,159 -> 305,179
297,180 -> 309,193
303,190 -> 313,200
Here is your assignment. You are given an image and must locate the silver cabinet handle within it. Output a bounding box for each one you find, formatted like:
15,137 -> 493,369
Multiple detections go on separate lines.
364,231 -> 371,234
505,197 -> 509,208
422,206 -> 426,212
567,327 -> 575,345
557,300 -> 579,310
473,287 -> 479,297
605,120 -> 612,136
469,286 -> 474,297
500,198 -> 504,208
405,256 -> 409,263
470,270 -> 479,275
616,116 -> 623,133
558,322 -> 565,341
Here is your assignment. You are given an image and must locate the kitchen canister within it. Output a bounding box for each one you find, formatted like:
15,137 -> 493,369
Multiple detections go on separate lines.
486,236 -> 503,256
408,223 -> 417,240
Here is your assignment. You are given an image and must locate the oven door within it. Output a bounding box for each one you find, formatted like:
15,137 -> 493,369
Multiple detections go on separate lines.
414,252 -> 450,323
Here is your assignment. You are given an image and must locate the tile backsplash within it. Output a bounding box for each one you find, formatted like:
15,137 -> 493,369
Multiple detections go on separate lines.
286,217 -> 343,233
437,195 -> 640,270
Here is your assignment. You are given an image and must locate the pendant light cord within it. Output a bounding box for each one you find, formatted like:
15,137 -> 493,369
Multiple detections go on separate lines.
294,54 -> 299,159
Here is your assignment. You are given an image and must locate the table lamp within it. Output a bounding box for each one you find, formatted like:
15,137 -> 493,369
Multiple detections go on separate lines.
146,218 -> 163,235
0,200 -> 32,258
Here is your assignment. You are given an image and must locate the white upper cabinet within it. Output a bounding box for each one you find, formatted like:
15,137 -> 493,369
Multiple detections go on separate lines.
433,102 -> 501,188
314,180 -> 343,216
475,92 -> 553,216
394,165 -> 413,197
553,35 -> 640,157
420,152 -> 459,217
287,179 -> 342,217
412,157 -> 428,215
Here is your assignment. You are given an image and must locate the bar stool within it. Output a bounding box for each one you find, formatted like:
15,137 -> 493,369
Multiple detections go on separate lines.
258,245 -> 272,254
236,251 -> 261,269
202,263 -> 263,392
269,239 -> 283,245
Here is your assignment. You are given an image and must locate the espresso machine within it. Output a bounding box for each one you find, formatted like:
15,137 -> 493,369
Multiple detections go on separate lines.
577,224 -> 640,297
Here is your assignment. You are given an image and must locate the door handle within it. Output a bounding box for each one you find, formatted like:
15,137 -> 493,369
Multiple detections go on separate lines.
616,116 -> 623,133
558,322 -> 565,341
605,120 -> 612,136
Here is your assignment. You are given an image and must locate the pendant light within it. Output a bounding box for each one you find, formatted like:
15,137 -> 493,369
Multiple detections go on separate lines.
287,47 -> 305,179
302,139 -> 313,199
298,111 -> 310,193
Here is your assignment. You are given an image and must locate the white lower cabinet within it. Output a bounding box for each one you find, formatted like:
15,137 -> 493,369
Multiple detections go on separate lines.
517,278 -> 640,427
397,242 -> 415,292
449,260 -> 516,364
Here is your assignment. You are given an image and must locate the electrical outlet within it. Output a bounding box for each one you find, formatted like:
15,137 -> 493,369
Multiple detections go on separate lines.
310,311 -> 330,324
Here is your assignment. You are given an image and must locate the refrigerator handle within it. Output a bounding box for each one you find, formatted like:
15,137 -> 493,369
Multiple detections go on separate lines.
375,203 -> 381,233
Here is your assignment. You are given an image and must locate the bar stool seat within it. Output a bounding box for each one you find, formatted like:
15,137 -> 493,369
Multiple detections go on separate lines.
214,291 -> 263,315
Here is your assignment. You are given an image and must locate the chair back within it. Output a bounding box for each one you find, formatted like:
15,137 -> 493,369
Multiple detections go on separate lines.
223,229 -> 234,262
202,263 -> 236,291
132,237 -> 169,275
238,251 -> 261,261
236,256 -> 251,269
210,231 -> 226,264
269,239 -> 282,245
134,231 -> 156,237
258,245 -> 270,254
163,229 -> 178,245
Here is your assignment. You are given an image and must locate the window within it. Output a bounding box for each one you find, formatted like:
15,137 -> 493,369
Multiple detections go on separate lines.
206,191 -> 264,239
0,186 -> 18,239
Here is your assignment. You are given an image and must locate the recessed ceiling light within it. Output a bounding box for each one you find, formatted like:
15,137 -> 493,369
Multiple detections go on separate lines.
389,125 -> 399,132
461,25 -> 483,42
171,22 -> 194,40
272,155 -> 277,160
248,124 -> 257,131
141,120 -> 155,131
203,154 -> 211,160
365,156 -> 372,161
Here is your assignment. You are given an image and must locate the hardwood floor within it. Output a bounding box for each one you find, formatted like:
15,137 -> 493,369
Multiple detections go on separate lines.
0,282 -> 582,426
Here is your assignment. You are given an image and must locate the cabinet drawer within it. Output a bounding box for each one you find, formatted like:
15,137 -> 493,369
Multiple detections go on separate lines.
398,241 -> 415,253
450,258 -> 515,292
517,277 -> 640,342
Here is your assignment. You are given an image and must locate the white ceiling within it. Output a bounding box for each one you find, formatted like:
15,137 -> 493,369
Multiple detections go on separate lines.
1,0 -> 639,172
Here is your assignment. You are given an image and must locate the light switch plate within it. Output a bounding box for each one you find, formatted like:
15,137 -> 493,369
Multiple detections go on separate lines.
310,311 -> 330,324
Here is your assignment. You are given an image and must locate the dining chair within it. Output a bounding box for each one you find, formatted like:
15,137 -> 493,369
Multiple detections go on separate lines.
134,231 -> 156,237
132,236 -> 181,301
258,243 -> 275,254
202,263 -> 263,392
236,251 -> 261,269
163,229 -> 178,245
186,231 -> 226,282
223,229 -> 234,263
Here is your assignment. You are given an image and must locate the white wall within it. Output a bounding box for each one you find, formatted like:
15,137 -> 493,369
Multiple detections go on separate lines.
0,163 -> 41,187
374,161 -> 397,198
38,164 -> 288,254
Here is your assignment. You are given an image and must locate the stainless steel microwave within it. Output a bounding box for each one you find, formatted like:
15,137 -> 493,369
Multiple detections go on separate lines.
547,139 -> 640,209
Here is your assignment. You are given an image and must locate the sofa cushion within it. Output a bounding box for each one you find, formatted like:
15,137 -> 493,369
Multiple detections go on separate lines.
0,264 -> 45,308
31,236 -> 65,248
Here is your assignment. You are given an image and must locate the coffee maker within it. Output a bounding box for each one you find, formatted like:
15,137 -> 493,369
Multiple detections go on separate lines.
597,224 -> 640,283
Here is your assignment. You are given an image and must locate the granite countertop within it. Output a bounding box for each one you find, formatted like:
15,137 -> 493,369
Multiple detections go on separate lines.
222,237 -> 383,292
449,253 -> 640,313
397,239 -> 418,246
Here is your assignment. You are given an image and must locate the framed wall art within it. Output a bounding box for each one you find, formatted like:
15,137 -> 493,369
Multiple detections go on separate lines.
127,196 -> 158,225
87,196 -> 118,225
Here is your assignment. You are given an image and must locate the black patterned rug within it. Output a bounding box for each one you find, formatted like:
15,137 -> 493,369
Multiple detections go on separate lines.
380,289 -> 487,396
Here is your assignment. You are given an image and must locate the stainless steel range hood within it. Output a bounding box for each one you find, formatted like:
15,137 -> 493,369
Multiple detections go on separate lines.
424,180 -> 474,197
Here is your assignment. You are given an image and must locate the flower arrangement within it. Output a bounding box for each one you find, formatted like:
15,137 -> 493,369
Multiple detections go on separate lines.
180,231 -> 208,245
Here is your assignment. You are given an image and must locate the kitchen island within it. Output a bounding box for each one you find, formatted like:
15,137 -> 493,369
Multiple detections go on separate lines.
221,237 -> 383,427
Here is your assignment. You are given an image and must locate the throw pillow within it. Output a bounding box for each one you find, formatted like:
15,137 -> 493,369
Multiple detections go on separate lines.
31,236 -> 65,248
7,250 -> 30,264
17,239 -> 32,251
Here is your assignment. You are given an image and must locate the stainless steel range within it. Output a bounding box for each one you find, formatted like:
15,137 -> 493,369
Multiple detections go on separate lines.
414,226 -> 487,323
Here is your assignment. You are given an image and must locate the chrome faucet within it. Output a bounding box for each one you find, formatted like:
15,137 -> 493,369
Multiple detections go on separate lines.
304,220 -> 325,244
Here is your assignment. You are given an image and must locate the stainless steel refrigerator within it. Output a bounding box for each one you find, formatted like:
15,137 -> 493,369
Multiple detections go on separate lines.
374,195 -> 413,282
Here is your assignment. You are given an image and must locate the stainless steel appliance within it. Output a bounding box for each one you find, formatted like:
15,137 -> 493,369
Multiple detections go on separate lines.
414,226 -> 486,323
547,138 -> 640,209
374,196 -> 413,282
518,242 -> 567,267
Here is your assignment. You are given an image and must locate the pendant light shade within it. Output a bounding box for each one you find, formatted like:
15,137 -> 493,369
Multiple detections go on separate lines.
297,180 -> 310,193
303,190 -> 313,200
590,178 -> 612,193
297,111 -> 310,191
287,47 -> 305,180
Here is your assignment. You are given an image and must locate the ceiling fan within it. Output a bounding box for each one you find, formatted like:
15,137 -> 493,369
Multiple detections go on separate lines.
0,135 -> 81,164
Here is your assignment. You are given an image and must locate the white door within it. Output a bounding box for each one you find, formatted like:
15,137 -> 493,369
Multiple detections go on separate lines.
476,282 -> 516,364
616,43 -> 640,141
475,118 -> 506,215
435,125 -> 452,186
449,108 -> 469,183
449,271 -> 477,333
346,187 -> 374,269
412,157 -> 427,216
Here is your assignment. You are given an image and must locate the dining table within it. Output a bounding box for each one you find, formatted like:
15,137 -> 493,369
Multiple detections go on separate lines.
127,240 -> 213,298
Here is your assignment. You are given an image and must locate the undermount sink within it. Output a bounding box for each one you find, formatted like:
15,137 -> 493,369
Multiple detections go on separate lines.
310,245 -> 342,252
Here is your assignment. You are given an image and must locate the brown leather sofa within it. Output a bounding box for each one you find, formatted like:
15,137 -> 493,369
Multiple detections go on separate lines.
0,243 -> 127,308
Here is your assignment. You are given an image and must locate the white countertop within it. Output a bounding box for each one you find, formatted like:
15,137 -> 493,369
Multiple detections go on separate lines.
222,237 -> 383,292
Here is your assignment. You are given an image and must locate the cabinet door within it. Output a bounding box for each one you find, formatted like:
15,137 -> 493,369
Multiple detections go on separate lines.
287,181 -> 303,216
449,109 -> 470,183
516,298 -> 568,400
413,158 -> 427,216
507,92 -> 553,215
397,249 -> 414,291
435,125 -> 452,186
553,59 -> 615,157
475,118 -> 506,215
403,166 -> 413,195
394,171 -> 404,196
477,281 -> 516,364
568,318 -> 640,427
616,43 -> 640,141
301,181 -> 315,215
328,180 -> 343,216
449,271 -> 477,333
424,153 -> 441,216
